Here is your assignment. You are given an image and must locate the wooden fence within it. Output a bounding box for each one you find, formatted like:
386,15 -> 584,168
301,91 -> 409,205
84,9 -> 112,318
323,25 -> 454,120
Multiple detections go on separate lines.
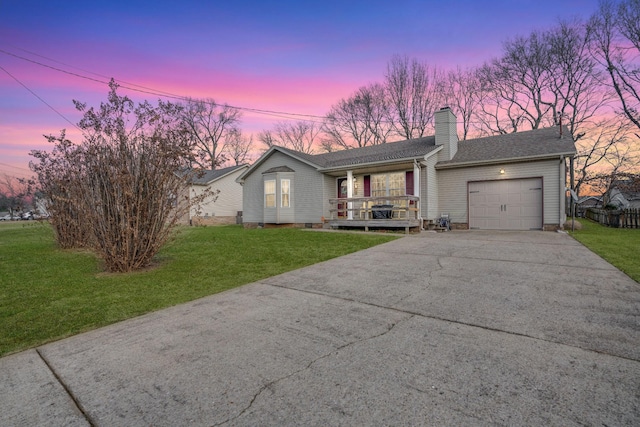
585,208 -> 640,229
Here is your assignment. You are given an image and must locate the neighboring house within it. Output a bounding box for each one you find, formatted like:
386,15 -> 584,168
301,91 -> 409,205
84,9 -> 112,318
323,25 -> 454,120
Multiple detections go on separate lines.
183,164 -> 248,225
603,178 -> 640,209
576,196 -> 602,217
236,107 -> 576,232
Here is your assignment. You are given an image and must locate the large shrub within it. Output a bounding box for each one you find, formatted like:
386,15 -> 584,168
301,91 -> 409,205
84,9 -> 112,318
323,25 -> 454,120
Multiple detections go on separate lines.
31,81 -> 211,272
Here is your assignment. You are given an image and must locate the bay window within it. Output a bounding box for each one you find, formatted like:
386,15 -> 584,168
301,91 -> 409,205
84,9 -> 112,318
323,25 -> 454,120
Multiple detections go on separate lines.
265,180 -> 276,208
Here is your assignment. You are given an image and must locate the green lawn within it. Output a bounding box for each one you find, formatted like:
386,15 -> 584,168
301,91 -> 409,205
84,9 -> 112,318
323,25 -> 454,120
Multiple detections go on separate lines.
569,218 -> 640,283
0,222 -> 396,357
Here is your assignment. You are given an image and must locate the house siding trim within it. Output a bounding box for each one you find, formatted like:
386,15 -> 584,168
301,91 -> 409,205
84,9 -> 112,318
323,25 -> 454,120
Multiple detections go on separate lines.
436,153 -> 575,170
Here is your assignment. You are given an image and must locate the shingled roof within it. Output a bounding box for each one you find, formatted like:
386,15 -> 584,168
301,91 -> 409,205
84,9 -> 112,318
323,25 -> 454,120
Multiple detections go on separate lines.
437,126 -> 576,169
277,136 -> 439,170
187,164 -> 248,185
241,125 -> 576,181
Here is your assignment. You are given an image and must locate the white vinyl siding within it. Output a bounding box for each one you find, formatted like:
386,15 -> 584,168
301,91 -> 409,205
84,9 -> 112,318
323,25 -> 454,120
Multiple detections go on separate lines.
188,166 -> 247,219
424,155 -> 439,220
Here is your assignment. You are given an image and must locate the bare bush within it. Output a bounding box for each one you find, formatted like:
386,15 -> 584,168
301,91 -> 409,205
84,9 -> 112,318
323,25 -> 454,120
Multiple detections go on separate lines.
31,80 -> 208,272
30,132 -> 91,248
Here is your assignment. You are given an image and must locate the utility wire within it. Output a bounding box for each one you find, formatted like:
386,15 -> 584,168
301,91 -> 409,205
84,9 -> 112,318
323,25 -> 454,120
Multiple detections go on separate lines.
4,44 -> 186,98
0,162 -> 32,172
0,64 -> 82,132
0,48 -> 329,122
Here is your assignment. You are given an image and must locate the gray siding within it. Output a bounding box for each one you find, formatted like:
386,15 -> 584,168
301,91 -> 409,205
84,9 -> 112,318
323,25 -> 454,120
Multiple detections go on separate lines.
435,108 -> 458,161
426,155 -> 439,220
242,151 -> 325,224
437,159 -> 565,226
323,175 -> 339,218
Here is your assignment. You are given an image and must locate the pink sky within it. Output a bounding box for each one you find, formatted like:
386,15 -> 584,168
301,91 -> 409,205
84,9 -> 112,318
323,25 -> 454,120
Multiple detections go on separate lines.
0,0 -> 601,179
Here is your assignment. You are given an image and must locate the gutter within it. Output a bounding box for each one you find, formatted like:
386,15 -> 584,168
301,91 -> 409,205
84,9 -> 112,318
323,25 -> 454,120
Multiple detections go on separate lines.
318,146 -> 443,173
434,151 -> 577,170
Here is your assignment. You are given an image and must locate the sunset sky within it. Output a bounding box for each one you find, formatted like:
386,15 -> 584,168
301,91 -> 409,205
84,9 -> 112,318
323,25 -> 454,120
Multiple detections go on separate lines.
1,0 -> 600,179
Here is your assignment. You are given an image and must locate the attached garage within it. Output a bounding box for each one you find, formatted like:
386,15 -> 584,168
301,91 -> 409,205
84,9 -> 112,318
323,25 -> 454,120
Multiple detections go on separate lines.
469,178 -> 543,230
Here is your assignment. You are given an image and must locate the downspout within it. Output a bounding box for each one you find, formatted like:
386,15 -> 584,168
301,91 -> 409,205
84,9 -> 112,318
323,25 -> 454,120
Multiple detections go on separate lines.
570,155 -> 575,231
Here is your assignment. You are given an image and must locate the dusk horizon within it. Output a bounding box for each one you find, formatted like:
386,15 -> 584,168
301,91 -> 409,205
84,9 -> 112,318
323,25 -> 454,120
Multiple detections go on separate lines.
0,0 -> 607,181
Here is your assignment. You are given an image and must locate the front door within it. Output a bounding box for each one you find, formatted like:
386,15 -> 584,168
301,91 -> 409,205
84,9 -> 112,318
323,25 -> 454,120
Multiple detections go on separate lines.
337,178 -> 348,217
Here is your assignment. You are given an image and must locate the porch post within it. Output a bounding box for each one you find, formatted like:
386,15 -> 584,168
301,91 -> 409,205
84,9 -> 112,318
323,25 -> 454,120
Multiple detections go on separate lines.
414,161 -> 421,221
347,170 -> 354,220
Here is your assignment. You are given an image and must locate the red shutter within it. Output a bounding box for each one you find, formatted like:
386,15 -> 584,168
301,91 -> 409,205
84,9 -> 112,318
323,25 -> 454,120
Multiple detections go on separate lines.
364,175 -> 370,197
405,171 -> 414,195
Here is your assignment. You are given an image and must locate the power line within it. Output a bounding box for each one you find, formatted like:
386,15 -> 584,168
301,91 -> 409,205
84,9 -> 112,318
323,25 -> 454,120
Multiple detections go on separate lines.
0,48 -> 329,123
4,44 -> 187,98
0,162 -> 32,172
0,64 -> 82,132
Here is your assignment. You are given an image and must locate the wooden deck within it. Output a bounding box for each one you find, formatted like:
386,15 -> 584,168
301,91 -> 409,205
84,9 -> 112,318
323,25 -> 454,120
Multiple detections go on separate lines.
327,196 -> 421,233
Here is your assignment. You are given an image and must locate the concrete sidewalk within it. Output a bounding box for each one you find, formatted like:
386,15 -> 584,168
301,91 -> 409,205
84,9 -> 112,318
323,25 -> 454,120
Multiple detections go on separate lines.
1,231 -> 639,426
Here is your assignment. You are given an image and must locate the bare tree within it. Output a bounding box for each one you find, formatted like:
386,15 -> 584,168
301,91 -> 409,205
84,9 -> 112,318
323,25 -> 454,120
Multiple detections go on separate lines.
443,67 -> 480,140
257,129 -> 276,152
589,0 -> 640,134
477,31 -> 555,135
573,117 -> 632,196
181,98 -> 242,169
224,129 -> 254,165
323,83 -> 393,149
0,174 -> 31,218
547,20 -> 612,139
317,138 -> 338,153
259,121 -> 320,154
474,20 -> 623,193
385,55 -> 445,139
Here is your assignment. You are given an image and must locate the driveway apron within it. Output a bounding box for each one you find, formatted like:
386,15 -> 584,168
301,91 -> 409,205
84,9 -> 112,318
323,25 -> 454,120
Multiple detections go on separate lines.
1,231 -> 639,426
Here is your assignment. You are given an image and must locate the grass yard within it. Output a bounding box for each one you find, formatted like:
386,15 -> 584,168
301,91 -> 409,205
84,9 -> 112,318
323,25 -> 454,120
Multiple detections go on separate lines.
569,218 -> 640,283
0,222 -> 396,357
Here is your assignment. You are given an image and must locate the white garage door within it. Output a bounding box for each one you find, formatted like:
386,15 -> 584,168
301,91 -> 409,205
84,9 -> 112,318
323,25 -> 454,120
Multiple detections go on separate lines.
469,178 -> 543,230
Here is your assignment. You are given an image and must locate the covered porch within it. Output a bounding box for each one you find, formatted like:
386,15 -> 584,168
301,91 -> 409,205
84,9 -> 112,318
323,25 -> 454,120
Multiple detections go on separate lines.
327,195 -> 421,233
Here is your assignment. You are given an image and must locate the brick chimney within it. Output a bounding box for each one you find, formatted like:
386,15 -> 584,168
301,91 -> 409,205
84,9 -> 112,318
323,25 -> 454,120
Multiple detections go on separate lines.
435,107 -> 458,161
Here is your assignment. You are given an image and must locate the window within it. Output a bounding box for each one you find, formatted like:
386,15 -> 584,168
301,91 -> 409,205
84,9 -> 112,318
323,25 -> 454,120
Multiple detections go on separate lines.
371,172 -> 405,197
281,179 -> 290,207
265,180 -> 275,208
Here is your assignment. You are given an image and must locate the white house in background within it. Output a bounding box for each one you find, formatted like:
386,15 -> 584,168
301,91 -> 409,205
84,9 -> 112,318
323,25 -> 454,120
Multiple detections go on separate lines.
236,108 -> 577,232
185,164 -> 248,225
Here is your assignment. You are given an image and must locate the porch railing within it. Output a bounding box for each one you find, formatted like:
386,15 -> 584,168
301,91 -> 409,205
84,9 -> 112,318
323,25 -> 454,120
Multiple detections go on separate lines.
328,196 -> 420,221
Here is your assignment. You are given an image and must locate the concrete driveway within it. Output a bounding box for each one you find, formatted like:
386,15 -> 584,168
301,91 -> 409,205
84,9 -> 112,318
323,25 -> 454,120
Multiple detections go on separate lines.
1,231 -> 639,426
